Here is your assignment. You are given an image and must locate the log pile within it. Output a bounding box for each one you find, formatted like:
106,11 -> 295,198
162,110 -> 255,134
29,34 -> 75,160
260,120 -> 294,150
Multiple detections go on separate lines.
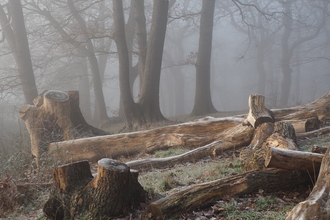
18,92 -> 330,219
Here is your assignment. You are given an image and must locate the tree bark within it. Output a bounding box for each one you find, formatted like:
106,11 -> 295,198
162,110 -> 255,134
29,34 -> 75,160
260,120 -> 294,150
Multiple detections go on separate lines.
138,0 -> 169,123
286,148 -> 330,220
43,159 -> 145,219
135,0 -> 147,95
190,0 -> 217,116
146,169 -> 311,219
127,125 -> 254,170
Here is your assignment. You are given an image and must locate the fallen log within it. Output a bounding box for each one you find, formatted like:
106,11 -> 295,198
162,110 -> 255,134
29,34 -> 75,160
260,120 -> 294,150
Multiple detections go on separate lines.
49,119 -> 247,163
264,147 -> 323,173
273,92 -> 330,124
285,117 -> 320,133
127,124 -> 253,170
296,126 -> 330,140
43,159 -> 146,219
146,169 -> 311,219
286,148 -> 330,220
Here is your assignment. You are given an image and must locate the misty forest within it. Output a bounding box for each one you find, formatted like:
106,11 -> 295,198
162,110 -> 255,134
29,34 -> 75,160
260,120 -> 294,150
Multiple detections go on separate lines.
0,0 -> 330,219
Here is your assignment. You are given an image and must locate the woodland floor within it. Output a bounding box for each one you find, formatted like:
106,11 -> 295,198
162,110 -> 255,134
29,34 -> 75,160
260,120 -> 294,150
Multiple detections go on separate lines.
1,111 -> 329,220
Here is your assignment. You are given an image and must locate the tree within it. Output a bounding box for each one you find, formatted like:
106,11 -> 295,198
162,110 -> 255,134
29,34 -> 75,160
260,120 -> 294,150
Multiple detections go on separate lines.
26,1 -> 109,123
279,0 -> 327,106
190,0 -> 217,116
0,0 -> 38,104
113,0 -> 169,129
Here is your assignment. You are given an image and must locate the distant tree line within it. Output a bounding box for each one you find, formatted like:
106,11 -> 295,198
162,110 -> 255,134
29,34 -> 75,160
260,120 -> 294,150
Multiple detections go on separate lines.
0,0 -> 329,129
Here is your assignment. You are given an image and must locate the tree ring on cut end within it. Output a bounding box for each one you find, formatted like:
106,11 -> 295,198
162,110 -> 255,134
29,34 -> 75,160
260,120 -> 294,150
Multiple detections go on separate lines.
98,158 -> 128,171
44,90 -> 69,102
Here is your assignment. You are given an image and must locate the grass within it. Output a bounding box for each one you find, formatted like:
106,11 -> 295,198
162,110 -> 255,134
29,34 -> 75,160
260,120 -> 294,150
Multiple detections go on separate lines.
220,196 -> 290,220
154,148 -> 189,158
139,149 -> 243,195
298,134 -> 330,151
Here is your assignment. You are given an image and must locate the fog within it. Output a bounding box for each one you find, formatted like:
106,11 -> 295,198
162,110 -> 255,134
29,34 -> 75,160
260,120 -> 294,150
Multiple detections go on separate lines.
0,0 -> 329,127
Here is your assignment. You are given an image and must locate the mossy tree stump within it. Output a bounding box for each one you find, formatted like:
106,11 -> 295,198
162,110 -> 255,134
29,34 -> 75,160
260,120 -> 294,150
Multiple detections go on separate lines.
43,159 -> 146,219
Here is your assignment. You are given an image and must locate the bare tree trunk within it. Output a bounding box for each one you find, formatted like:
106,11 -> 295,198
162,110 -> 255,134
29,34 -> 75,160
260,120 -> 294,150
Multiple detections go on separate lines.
78,58 -> 92,123
279,1 -> 293,106
191,0 -> 217,116
0,0 -> 38,104
113,0 -> 143,129
135,0 -> 147,95
138,0 -> 169,122
67,0 -> 108,123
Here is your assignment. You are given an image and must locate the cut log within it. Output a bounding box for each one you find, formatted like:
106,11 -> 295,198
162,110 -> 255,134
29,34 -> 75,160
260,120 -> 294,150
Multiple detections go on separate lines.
127,124 -> 253,170
296,126 -> 330,140
146,169 -> 311,219
19,90 -> 107,165
43,159 -> 146,219
264,147 -> 323,174
284,117 -> 320,133
244,94 -> 274,128
49,119 -> 248,163
286,148 -> 330,220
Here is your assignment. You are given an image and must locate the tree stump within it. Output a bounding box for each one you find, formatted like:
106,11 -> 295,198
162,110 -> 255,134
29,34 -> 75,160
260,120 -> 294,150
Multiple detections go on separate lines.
244,94 -> 274,128
19,90 -> 107,165
240,94 -> 275,170
286,148 -> 330,220
43,159 -> 146,219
